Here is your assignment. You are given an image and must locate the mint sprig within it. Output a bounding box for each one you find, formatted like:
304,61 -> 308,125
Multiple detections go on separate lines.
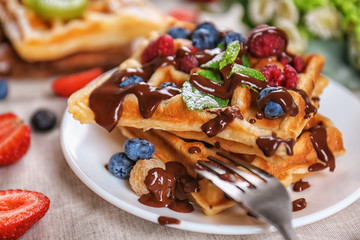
181,80 -> 229,111
200,40 -> 241,70
230,63 -> 266,81
219,41 -> 241,69
197,69 -> 223,84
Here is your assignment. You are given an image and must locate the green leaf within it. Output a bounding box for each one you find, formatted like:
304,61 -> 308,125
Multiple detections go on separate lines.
217,41 -> 226,50
181,80 -> 229,111
230,63 -> 267,82
219,41 -> 241,69
197,69 -> 223,84
200,52 -> 224,69
242,55 -> 250,67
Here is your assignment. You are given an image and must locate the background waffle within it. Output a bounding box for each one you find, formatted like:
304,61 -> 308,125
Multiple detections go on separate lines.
0,0 -> 173,62
119,113 -> 345,216
68,34 -> 328,160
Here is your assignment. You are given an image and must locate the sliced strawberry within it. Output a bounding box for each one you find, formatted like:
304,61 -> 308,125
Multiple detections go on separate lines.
52,67 -> 103,98
0,113 -> 31,167
0,189 -> 50,240
168,8 -> 199,24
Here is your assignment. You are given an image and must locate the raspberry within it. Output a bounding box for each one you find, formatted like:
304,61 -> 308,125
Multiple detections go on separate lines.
178,55 -> 199,73
141,34 -> 174,64
248,25 -> 287,58
293,55 -> 305,73
283,64 -> 298,89
129,158 -> 166,196
261,64 -> 285,87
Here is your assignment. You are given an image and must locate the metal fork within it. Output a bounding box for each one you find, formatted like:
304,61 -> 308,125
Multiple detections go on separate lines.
195,152 -> 297,240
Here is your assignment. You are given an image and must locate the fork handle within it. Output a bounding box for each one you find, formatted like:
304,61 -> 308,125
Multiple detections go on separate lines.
277,223 -> 298,240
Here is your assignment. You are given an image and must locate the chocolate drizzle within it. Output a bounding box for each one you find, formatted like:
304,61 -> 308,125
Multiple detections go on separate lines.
158,216 -> 180,226
256,135 -> 295,157
294,89 -> 317,118
292,179 -> 310,192
139,162 -> 199,213
188,146 -> 201,154
307,125 -> 335,172
292,198 -> 307,212
257,87 -> 299,117
201,106 -> 243,137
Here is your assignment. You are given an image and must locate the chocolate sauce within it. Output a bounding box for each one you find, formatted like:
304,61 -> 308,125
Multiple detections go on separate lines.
257,87 -> 299,117
292,179 -> 310,192
256,135 -> 295,157
201,106 -> 243,137
195,48 -> 223,65
292,198 -> 307,212
294,89 -> 317,118
249,118 -> 256,124
182,138 -> 214,148
307,125 -> 335,172
188,146 -> 201,154
139,162 -> 199,213
90,76 -> 180,131
158,216 -> 180,226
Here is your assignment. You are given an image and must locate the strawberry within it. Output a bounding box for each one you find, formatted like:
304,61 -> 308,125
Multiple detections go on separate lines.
52,67 -> 103,98
0,189 -> 50,240
168,8 -> 199,24
0,113 -> 31,167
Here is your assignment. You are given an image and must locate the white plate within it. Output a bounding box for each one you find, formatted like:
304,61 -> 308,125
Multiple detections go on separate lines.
60,80 -> 360,235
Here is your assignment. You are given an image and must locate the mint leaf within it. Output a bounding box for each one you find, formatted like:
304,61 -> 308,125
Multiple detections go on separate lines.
197,69 -> 223,84
217,41 -> 226,50
181,80 -> 229,111
200,52 -> 224,69
242,55 -> 250,67
230,63 -> 266,81
219,41 -> 241,69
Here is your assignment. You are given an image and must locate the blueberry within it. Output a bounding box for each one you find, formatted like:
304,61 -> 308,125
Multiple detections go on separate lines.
195,23 -> 219,38
167,27 -> 190,39
191,29 -> 218,49
119,75 -> 143,87
107,152 -> 134,179
31,109 -> 57,132
0,79 -> 8,100
223,32 -> 246,47
257,87 -> 285,119
160,82 -> 177,88
124,138 -> 155,161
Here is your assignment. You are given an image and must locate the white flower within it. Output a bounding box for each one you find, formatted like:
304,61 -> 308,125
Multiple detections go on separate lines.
275,0 -> 299,24
275,19 -> 308,54
305,7 -> 341,39
248,0 -> 276,25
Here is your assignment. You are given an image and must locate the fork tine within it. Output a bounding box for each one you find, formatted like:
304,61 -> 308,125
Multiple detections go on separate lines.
196,162 -> 244,202
207,156 -> 264,188
198,161 -> 250,190
217,152 -> 273,181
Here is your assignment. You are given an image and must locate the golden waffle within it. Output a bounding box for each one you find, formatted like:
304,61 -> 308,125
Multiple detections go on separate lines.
68,32 -> 328,160
0,0 -> 173,62
120,113 -> 345,216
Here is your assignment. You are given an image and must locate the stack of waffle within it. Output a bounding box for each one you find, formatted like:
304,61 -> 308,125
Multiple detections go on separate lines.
0,0 -> 175,76
68,25 -> 345,216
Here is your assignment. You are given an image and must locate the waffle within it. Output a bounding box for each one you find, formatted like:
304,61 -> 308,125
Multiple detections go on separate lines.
0,0 -> 174,62
68,32 -> 328,160
120,113 -> 345,215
